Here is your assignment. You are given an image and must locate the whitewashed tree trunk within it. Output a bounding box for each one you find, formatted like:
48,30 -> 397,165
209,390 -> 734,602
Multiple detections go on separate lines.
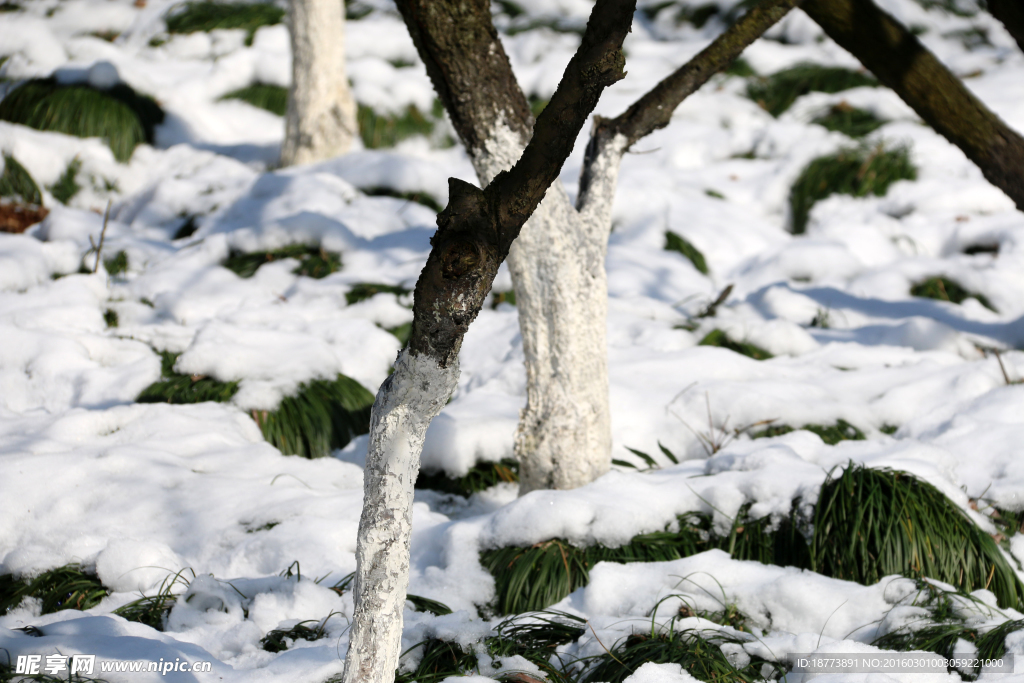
281,0 -> 357,166
470,132 -> 626,494
343,350 -> 458,683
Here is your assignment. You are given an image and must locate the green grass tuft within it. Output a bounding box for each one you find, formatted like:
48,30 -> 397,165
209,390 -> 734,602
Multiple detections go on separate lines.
165,1 -> 284,45
220,82 -> 286,116
747,63 -> 878,117
104,250 -> 128,275
48,157 -> 82,204
416,459 -> 519,496
395,638 -> 478,683
0,154 -> 41,206
789,145 -> 916,234
481,506 -> 804,615
911,276 -> 995,312
0,564 -> 108,615
812,465 -> 1024,608
406,594 -> 453,616
358,104 -> 434,149
251,375 -> 374,458
174,215 -> 199,240
137,351 -> 240,404
484,464 -> 1019,615
698,329 -> 772,360
812,103 -> 887,138
345,282 -> 410,306
362,186 -> 443,213
113,569 -> 192,630
753,419 -> 865,445
0,79 -> 164,162
137,353 -> 374,457
665,230 -> 709,275
490,290 -> 516,309
103,309 -> 119,328
582,629 -> 775,683
223,244 -> 341,279
261,618 -> 330,652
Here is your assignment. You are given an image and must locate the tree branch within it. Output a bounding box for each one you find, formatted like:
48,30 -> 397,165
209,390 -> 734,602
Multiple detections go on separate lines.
578,0 -> 801,214
604,0 -> 803,148
802,0 -> 1024,212
406,0 -> 634,367
987,0 -> 1024,54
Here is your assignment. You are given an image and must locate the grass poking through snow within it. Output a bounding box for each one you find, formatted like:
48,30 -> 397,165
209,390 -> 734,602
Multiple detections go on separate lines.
811,465 -> 1024,608
789,145 -> 916,234
137,353 -> 374,456
753,419 -> 865,445
665,230 -> 708,274
358,104 -> 434,149
250,375 -> 374,458
164,1 -> 284,45
698,330 -> 772,360
911,276 -> 995,311
747,63 -> 878,117
0,79 -> 164,162
0,155 -> 42,206
812,102 -> 887,138
416,459 -> 520,496
0,564 -> 108,615
48,157 -> 82,204
220,83 -> 287,116
137,351 -> 240,404
483,464 -> 1022,614
223,244 -> 341,279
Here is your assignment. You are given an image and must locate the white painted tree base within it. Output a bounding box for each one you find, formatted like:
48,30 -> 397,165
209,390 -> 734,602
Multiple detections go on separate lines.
341,349 -> 458,683
281,0 -> 357,166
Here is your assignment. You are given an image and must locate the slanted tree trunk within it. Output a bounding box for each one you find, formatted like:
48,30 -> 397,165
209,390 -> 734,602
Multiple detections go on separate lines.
397,0 -> 800,493
281,0 -> 358,166
802,0 -> 1024,212
986,0 -> 1024,54
340,3 -> 635,682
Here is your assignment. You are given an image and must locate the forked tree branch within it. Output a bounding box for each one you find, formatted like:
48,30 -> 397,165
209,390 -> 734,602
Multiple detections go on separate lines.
602,0 -> 803,147
802,0 -> 1024,212
577,0 -> 801,211
406,0 -> 634,367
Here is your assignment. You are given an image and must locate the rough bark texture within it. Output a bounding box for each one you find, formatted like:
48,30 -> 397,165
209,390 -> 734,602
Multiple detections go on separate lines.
281,0 -> 357,166
986,0 -> 1024,54
803,0 -> 1024,212
343,350 -> 457,683
341,3 -> 635,682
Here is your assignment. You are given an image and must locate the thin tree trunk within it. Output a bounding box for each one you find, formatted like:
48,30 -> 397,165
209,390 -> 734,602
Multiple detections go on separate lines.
281,0 -> 357,166
986,0 -> 1024,54
802,0 -> 1024,212
340,3 -> 635,682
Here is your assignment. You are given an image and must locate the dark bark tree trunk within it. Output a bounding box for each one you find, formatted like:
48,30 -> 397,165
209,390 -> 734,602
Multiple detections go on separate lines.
340,3 -> 635,683
986,0 -> 1024,54
803,0 -> 1024,212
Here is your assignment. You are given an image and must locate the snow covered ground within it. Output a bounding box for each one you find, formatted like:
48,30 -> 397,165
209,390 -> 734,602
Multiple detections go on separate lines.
3,0 -> 1024,680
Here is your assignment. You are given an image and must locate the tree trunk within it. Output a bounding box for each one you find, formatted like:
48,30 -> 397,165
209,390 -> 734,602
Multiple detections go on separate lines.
340,3 -> 635,681
281,0 -> 358,166
802,0 -> 1024,212
397,0 -> 799,494
986,0 -> 1024,54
